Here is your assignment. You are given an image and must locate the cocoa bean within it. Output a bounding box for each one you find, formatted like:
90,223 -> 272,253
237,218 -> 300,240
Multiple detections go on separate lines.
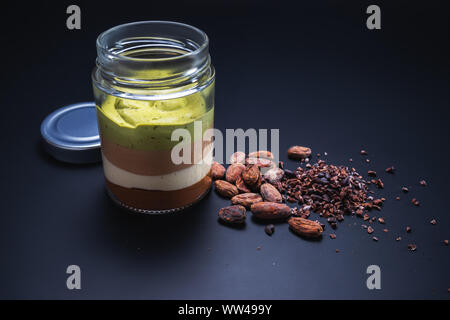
250,202 -> 291,220
218,205 -> 246,224
260,183 -> 282,203
214,180 -> 239,198
248,150 -> 274,160
231,193 -> 263,209
211,161 -> 226,180
229,152 -> 246,165
242,165 -> 260,186
288,217 -> 323,238
225,163 -> 245,184
235,176 -> 252,193
288,146 -> 311,160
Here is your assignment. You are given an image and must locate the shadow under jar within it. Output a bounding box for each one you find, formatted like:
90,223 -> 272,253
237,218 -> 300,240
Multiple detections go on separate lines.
92,21 -> 215,214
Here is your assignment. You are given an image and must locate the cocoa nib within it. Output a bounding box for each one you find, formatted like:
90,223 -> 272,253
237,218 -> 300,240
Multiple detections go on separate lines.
406,226 -> 412,233
368,170 -> 377,177
360,150 -> 368,155
218,205 -> 246,225
444,240 -> 449,246
385,166 -> 395,174
367,226 -> 374,234
264,224 -> 275,236
374,179 -> 384,189
411,198 -> 420,206
408,244 -> 417,251
419,180 -> 427,187
430,219 -> 437,225
402,187 -> 409,193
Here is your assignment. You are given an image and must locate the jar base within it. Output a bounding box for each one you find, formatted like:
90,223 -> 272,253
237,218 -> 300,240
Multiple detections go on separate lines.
105,186 -> 211,215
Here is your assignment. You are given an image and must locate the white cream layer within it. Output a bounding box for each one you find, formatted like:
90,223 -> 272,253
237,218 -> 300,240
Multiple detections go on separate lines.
102,149 -> 213,191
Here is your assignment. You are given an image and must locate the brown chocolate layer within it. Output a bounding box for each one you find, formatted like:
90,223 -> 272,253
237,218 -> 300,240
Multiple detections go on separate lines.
101,136 -> 212,176
106,172 -> 212,210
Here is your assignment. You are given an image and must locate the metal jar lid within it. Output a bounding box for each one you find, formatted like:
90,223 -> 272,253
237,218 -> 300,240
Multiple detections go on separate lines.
40,102 -> 101,164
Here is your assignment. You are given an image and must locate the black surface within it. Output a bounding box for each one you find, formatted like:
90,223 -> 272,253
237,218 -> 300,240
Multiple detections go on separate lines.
1,0 -> 449,299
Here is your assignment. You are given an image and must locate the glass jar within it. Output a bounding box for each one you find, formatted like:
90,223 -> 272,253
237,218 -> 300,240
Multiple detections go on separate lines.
92,21 -> 215,214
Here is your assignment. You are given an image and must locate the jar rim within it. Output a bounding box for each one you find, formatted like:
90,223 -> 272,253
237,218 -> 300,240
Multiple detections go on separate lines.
96,20 -> 209,62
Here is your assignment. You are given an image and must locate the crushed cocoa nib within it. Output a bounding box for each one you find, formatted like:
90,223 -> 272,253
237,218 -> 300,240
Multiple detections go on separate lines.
349,158 -> 353,162
373,199 -> 383,206
373,236 -> 378,241
365,159 -> 370,163
383,229 -> 389,233
367,226 -> 374,234
276,159 -> 374,222
385,166 -> 395,174
265,224 -> 275,236
411,198 -> 420,206
395,196 -> 401,201
419,180 -> 427,186
406,226 -> 412,233
396,237 -> 402,241
374,179 -> 384,189
378,217 -> 385,224
360,150 -> 368,155
368,170 -> 377,177
444,240 -> 449,246
408,244 -> 417,251
402,187 -> 409,193
330,234 -> 336,239
363,214 -> 370,221
430,219 -> 437,225
335,249 -> 340,253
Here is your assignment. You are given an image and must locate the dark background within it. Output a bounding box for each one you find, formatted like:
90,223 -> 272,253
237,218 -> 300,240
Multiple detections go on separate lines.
0,0 -> 449,299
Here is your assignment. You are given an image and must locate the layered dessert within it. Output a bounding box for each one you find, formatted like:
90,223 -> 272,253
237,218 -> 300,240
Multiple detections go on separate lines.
96,92 -> 214,212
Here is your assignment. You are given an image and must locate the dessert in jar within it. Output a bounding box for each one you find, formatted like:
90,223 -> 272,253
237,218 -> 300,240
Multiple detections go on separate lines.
92,21 -> 215,213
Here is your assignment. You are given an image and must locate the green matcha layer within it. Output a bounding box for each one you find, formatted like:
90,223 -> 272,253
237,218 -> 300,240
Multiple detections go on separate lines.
97,92 -> 214,150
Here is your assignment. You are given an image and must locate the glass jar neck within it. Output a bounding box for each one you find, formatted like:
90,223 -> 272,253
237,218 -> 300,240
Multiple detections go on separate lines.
93,21 -> 214,100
